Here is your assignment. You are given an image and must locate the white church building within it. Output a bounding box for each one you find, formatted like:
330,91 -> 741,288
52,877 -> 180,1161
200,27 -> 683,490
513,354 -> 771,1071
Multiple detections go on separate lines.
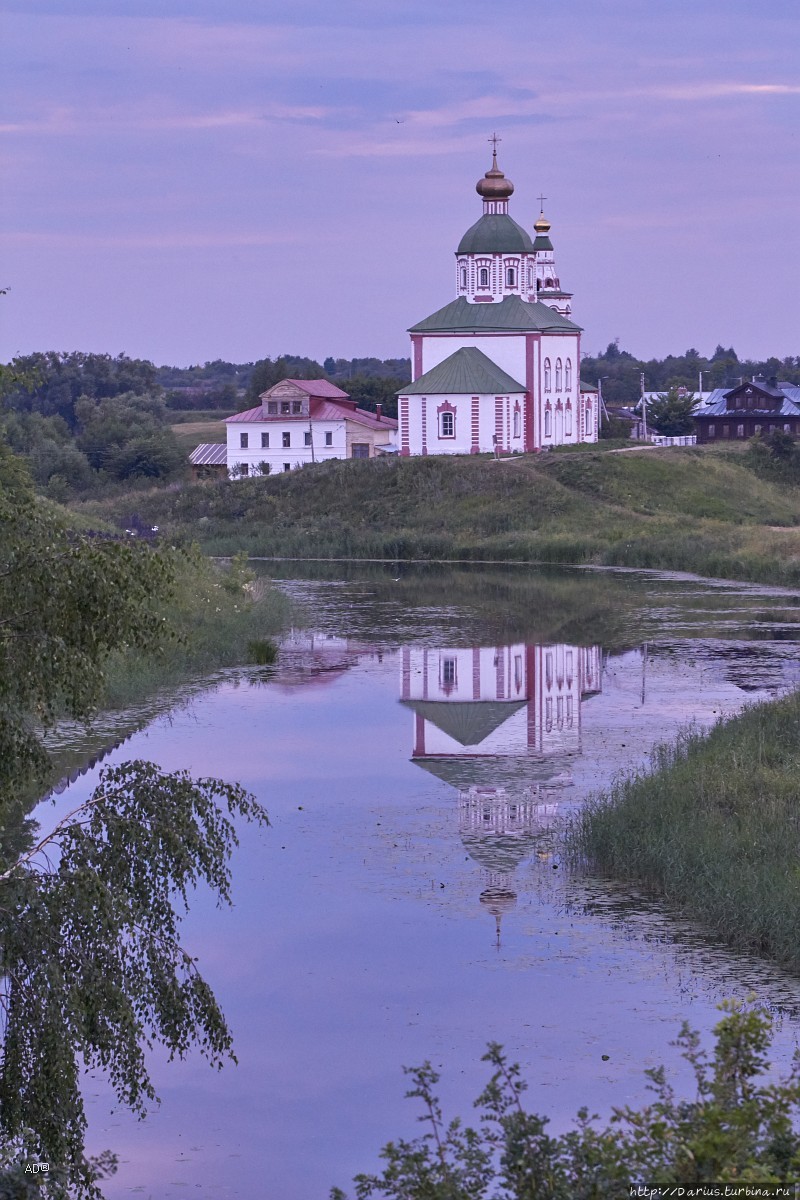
398,142 -> 598,455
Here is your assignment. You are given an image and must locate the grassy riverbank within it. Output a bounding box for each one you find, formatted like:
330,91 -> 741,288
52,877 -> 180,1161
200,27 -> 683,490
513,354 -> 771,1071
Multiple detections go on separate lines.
74,445 -> 800,586
570,692 -> 800,971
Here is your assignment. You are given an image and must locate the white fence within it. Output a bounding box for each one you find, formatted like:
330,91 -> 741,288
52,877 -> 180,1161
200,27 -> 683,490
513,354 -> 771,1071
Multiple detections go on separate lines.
647,433 -> 697,447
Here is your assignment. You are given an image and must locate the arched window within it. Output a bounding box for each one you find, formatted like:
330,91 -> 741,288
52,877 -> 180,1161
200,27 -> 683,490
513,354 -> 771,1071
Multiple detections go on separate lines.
513,408 -> 520,438
544,359 -> 552,392
555,359 -> 563,391
478,267 -> 489,287
565,403 -> 573,436
506,267 -> 515,287
527,266 -> 533,289
565,359 -> 572,390
460,266 -> 467,289
544,407 -> 552,437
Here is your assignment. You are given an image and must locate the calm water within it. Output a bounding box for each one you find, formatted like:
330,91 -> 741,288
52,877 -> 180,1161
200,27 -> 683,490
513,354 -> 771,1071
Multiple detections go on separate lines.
36,564 -> 800,1198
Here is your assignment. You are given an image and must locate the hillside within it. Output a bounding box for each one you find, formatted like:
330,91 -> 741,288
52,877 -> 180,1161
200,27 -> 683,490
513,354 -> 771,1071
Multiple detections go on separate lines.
74,445 -> 800,586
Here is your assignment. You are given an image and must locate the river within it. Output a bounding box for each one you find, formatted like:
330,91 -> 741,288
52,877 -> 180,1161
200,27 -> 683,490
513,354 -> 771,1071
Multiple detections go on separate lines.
35,563 -> 800,1198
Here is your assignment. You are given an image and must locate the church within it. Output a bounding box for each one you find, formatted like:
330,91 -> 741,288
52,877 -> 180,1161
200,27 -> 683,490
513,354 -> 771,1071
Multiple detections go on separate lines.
398,140 -> 598,455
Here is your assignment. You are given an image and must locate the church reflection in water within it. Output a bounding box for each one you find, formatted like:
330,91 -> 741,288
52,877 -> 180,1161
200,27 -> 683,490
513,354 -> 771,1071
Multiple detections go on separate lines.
400,643 -> 603,942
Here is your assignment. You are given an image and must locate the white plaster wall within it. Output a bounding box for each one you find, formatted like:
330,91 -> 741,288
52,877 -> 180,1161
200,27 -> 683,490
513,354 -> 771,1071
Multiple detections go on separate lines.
402,392 -> 526,455
226,419 -> 347,475
404,645 -> 529,702
421,333 -> 527,383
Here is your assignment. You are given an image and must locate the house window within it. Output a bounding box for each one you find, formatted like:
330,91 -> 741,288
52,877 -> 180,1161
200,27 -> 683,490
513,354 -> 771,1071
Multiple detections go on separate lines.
708,424 -> 716,437
440,410 -> 455,438
261,432 -> 269,448
351,443 -> 369,458
754,424 -> 761,435
555,359 -> 563,391
283,463 -> 290,472
478,267 -> 489,287
282,431 -> 291,447
723,424 -> 730,436
325,431 -> 333,446
506,267 -> 515,287
785,424 -> 792,433
304,431 -> 312,446
267,401 -> 278,415
240,432 -> 248,449
280,402 -> 290,414
565,359 -> 572,390
292,401 -> 302,414
513,409 -> 520,438
545,407 -> 552,437
544,359 -> 552,392
239,463 -> 249,476
737,424 -> 745,437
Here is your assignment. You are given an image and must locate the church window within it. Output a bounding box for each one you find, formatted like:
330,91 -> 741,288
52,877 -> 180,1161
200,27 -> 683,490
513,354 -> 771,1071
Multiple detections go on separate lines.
441,657 -> 457,689
261,432 -> 269,448
566,696 -> 574,727
281,402 -> 291,414
460,267 -> 467,288
565,403 -> 573,436
292,401 -> 302,414
545,697 -> 553,731
282,431 -> 291,447
325,431 -> 333,446
555,359 -> 563,391
240,432 -> 248,449
513,409 -> 520,438
514,654 -> 523,692
527,266 -> 533,289
267,401 -> 278,415
440,410 -> 455,438
544,359 -> 552,392
544,407 -> 552,437
565,359 -> 572,390
478,267 -> 489,287
304,431 -> 312,446
506,267 -> 516,287
546,651 -> 553,688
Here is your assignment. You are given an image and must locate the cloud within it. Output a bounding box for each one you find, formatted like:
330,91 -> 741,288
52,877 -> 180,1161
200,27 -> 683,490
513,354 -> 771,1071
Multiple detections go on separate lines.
0,103 -> 333,137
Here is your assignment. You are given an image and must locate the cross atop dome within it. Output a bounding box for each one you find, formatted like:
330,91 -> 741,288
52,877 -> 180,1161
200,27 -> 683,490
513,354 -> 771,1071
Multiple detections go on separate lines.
476,133 -> 514,210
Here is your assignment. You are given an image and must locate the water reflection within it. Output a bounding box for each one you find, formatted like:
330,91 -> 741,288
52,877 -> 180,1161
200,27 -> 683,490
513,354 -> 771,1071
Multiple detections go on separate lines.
400,641 -> 603,941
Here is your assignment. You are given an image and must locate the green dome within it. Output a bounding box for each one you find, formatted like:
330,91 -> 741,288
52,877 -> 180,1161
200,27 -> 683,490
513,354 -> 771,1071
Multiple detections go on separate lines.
457,213 -> 535,255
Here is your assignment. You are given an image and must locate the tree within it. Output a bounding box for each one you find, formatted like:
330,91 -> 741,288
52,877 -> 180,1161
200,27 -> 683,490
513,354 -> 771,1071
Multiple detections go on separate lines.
0,447 -> 267,1196
646,388 -> 697,437
332,1002 -> 800,1199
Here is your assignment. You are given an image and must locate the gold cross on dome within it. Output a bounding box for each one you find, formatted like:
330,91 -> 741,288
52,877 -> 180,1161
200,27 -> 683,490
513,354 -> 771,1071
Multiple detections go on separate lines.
537,194 -> 547,211
488,132 -> 502,155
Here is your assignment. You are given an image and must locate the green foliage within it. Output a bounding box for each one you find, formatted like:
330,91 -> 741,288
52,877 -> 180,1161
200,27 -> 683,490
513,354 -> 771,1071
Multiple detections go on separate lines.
0,763 -> 266,1198
1,353 -> 158,430
332,1003 -> 800,1199
0,446 -> 276,1194
598,415 -> 632,440
570,690 -> 800,970
646,387 -> 697,436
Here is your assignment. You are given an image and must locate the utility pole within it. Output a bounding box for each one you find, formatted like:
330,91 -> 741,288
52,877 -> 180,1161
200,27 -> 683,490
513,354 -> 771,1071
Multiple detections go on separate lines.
698,369 -> 703,398
640,371 -> 648,441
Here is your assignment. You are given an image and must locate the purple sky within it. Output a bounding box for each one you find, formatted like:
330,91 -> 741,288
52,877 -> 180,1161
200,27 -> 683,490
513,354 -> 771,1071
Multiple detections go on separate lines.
2,0 -> 799,367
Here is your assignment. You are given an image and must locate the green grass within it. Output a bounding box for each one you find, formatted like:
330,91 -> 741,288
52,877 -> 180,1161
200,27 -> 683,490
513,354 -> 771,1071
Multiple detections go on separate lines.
170,417 -> 228,452
72,445 -> 800,586
569,692 -> 800,971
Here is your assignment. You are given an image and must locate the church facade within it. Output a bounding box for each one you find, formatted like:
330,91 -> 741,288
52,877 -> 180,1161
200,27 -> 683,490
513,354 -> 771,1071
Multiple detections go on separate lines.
398,145 -> 598,455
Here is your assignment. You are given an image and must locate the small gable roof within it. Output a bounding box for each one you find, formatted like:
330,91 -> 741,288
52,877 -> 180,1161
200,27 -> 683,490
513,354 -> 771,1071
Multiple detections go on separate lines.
399,347 -> 525,396
259,378 -> 349,401
409,294 -> 581,335
400,699 -> 527,746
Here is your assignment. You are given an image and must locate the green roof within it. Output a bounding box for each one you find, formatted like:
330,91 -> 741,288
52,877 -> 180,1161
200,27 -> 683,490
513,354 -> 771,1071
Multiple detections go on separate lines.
409,294 -> 582,335
532,235 -> 553,252
398,348 -> 525,397
457,213 -> 535,255
401,698 -> 526,745
579,380 -> 598,393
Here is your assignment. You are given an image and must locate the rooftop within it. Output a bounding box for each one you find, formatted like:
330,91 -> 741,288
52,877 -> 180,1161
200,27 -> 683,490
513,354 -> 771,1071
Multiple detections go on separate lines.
409,294 -> 581,335
399,347 -> 525,396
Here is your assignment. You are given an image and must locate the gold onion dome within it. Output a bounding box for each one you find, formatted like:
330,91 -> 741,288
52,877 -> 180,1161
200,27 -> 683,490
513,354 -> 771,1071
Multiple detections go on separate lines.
476,152 -> 514,200
534,211 -> 551,233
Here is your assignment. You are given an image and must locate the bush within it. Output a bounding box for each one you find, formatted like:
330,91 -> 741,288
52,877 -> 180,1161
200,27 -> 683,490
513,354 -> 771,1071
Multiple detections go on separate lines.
332,1002 -> 800,1199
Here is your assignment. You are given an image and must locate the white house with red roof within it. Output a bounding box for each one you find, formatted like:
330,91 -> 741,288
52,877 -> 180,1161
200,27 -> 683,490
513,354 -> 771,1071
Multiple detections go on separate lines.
222,378 -> 398,477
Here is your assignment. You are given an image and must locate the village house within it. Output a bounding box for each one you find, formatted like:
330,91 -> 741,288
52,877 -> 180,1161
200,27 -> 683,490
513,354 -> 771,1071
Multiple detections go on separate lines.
190,377 -> 398,477
693,377 -> 800,443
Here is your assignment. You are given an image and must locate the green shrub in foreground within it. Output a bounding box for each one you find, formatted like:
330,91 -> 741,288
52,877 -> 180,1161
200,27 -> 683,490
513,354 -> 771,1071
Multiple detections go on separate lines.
332,1002 -> 800,1199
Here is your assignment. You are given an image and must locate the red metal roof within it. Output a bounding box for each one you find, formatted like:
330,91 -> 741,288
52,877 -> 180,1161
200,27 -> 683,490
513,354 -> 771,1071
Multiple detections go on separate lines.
226,401 -> 397,430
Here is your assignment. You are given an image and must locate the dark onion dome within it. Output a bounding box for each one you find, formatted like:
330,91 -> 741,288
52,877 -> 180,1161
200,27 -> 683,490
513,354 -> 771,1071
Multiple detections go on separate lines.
457,213 -> 535,255
476,151 -> 514,200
